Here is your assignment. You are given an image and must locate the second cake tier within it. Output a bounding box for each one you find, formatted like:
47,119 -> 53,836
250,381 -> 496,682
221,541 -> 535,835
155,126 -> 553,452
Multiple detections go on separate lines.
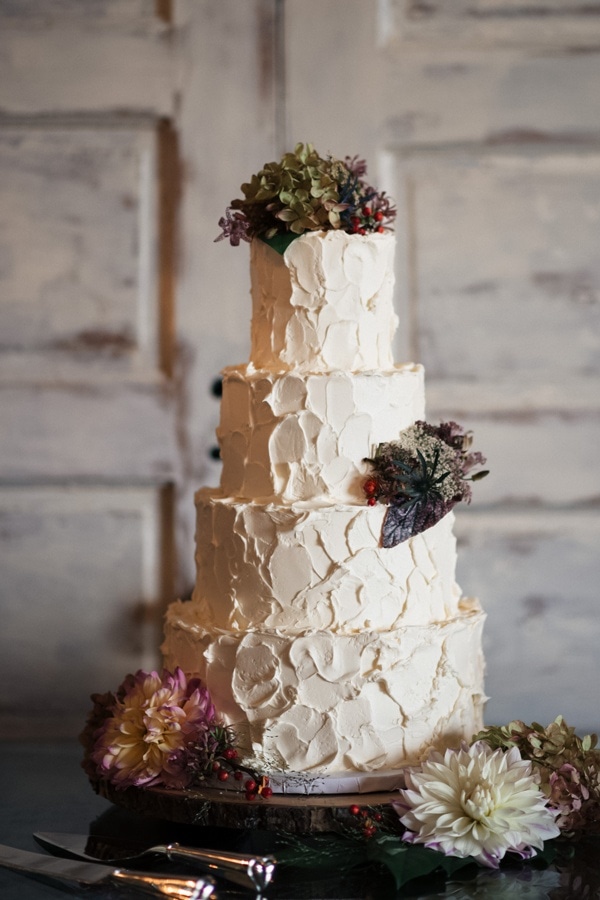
218,363 -> 424,503
187,490 -> 464,633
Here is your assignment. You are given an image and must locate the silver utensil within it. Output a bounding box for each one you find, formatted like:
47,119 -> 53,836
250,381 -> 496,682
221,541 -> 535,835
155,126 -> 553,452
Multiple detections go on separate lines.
34,830 -> 276,892
0,842 -> 216,898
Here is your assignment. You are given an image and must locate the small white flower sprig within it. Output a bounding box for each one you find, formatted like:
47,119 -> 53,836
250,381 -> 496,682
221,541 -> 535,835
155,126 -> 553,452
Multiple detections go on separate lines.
391,741 -> 561,869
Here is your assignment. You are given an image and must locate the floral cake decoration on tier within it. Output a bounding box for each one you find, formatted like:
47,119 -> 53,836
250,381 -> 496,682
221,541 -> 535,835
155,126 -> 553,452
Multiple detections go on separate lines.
80,667 -> 272,801
363,420 -> 489,547
216,142 -> 396,253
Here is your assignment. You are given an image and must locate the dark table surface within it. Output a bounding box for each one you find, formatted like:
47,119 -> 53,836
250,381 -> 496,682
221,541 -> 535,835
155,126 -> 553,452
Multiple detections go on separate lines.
0,741 -> 598,900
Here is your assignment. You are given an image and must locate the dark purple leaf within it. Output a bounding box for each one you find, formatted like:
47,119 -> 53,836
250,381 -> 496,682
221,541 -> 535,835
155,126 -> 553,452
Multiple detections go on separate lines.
381,499 -> 455,548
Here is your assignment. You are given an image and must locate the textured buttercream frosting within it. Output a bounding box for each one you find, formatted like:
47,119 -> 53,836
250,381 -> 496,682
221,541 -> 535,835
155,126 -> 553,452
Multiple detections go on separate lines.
250,231 -> 398,372
163,599 -> 485,775
218,363 -> 424,503
183,494 -> 463,633
162,229 -> 486,778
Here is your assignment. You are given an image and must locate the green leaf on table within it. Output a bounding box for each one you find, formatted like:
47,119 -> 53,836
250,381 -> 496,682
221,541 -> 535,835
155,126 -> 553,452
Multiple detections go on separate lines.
276,832 -> 369,872
366,835 -> 475,889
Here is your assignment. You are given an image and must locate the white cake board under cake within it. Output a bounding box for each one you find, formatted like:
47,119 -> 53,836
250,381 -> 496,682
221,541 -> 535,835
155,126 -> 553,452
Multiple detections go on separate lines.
227,767 -> 407,796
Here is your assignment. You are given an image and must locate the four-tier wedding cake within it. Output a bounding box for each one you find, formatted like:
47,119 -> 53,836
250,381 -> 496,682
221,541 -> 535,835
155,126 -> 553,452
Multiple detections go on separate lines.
162,146 -> 486,782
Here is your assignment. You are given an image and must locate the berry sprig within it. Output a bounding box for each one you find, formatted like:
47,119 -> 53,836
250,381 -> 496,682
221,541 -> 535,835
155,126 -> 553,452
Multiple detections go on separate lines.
244,775 -> 273,801
349,206 -> 386,236
208,745 -> 273,802
363,477 -> 379,507
349,804 -> 384,839
210,746 -> 241,783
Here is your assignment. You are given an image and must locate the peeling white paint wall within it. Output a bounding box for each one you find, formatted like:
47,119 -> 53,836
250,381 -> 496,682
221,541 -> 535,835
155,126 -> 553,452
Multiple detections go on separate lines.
0,0 -> 598,737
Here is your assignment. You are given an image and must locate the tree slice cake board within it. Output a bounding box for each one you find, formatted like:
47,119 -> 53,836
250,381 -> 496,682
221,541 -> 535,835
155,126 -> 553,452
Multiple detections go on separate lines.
97,779 -> 402,834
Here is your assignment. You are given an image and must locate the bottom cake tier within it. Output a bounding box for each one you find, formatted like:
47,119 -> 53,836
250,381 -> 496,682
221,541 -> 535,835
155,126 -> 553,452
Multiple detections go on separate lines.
162,598 -> 486,777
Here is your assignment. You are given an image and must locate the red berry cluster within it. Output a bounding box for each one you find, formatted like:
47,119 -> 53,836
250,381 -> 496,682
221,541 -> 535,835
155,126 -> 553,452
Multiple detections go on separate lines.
363,477 -> 379,507
350,206 -> 386,235
244,775 -> 273,801
349,804 -> 383,839
211,746 -> 239,782
210,748 -> 273,801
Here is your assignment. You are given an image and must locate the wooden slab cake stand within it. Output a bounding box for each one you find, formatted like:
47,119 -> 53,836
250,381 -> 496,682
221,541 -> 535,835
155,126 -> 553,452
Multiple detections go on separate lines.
97,779 -> 401,835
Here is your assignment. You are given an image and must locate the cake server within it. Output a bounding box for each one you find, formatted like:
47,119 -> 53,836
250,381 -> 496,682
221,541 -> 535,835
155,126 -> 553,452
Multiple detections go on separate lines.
34,831 -> 277,892
0,842 -> 216,898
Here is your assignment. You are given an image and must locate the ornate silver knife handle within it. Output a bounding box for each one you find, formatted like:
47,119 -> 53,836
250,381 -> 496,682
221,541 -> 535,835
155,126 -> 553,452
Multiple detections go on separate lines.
112,868 -> 216,899
164,843 -> 276,891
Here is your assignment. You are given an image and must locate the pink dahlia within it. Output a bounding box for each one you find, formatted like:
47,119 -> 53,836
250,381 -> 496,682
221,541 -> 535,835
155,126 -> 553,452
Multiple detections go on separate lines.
82,668 -> 220,790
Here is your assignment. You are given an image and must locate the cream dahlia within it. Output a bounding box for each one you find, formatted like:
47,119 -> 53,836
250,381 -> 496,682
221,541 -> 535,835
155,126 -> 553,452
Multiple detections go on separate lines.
392,741 -> 560,868
82,668 -> 224,790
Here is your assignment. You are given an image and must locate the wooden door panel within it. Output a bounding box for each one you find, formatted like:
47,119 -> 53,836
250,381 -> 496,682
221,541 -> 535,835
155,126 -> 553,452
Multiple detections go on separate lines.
390,0 -> 600,47
0,383 -> 178,480
0,3 -> 179,739
455,511 -> 600,735
0,126 -> 160,376
0,1 -> 173,116
394,150 -> 600,390
0,485 -> 166,738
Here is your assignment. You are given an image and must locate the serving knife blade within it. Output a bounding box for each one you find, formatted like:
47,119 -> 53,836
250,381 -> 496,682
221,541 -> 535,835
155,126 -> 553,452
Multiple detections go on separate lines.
34,831 -> 277,892
0,842 -> 217,898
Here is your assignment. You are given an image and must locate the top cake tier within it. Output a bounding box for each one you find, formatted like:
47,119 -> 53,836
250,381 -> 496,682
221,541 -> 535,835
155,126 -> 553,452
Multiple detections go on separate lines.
250,231 -> 398,373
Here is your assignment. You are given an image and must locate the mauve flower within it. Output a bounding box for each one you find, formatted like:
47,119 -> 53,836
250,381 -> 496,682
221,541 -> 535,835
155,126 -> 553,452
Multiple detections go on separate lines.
85,668 -> 218,790
474,717 -> 600,834
215,206 -> 251,246
548,762 -> 597,832
392,741 -> 560,869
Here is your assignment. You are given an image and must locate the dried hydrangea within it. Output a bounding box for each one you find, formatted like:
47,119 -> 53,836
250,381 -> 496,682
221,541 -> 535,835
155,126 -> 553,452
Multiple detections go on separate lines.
80,667 -> 236,790
216,143 -> 396,249
363,420 -> 488,547
392,741 -> 560,869
475,717 -> 600,834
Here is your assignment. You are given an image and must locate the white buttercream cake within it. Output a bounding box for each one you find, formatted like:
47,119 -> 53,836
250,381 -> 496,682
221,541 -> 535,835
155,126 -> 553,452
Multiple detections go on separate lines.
162,229 -> 486,786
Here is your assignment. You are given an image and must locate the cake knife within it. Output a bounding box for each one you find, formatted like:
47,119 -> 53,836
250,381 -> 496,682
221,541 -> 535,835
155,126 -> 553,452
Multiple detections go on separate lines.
34,830 -> 277,892
0,842 -> 217,898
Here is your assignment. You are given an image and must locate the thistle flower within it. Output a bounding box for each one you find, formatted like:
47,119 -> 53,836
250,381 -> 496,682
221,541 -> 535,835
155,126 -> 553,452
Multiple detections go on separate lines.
80,667 -> 232,790
392,741 -> 560,869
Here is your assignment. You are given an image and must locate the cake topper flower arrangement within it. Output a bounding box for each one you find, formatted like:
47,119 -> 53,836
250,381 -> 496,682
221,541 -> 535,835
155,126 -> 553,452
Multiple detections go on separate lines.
363,420 -> 488,547
216,142 -> 396,253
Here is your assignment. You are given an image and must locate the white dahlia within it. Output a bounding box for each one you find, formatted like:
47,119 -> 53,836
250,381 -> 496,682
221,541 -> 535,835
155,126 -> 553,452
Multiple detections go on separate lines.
393,741 -> 560,869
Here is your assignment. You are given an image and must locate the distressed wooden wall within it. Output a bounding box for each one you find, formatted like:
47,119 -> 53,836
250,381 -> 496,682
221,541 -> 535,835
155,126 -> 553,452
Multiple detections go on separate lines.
0,0 -> 276,738
285,0 -> 600,733
1,0 -> 598,738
